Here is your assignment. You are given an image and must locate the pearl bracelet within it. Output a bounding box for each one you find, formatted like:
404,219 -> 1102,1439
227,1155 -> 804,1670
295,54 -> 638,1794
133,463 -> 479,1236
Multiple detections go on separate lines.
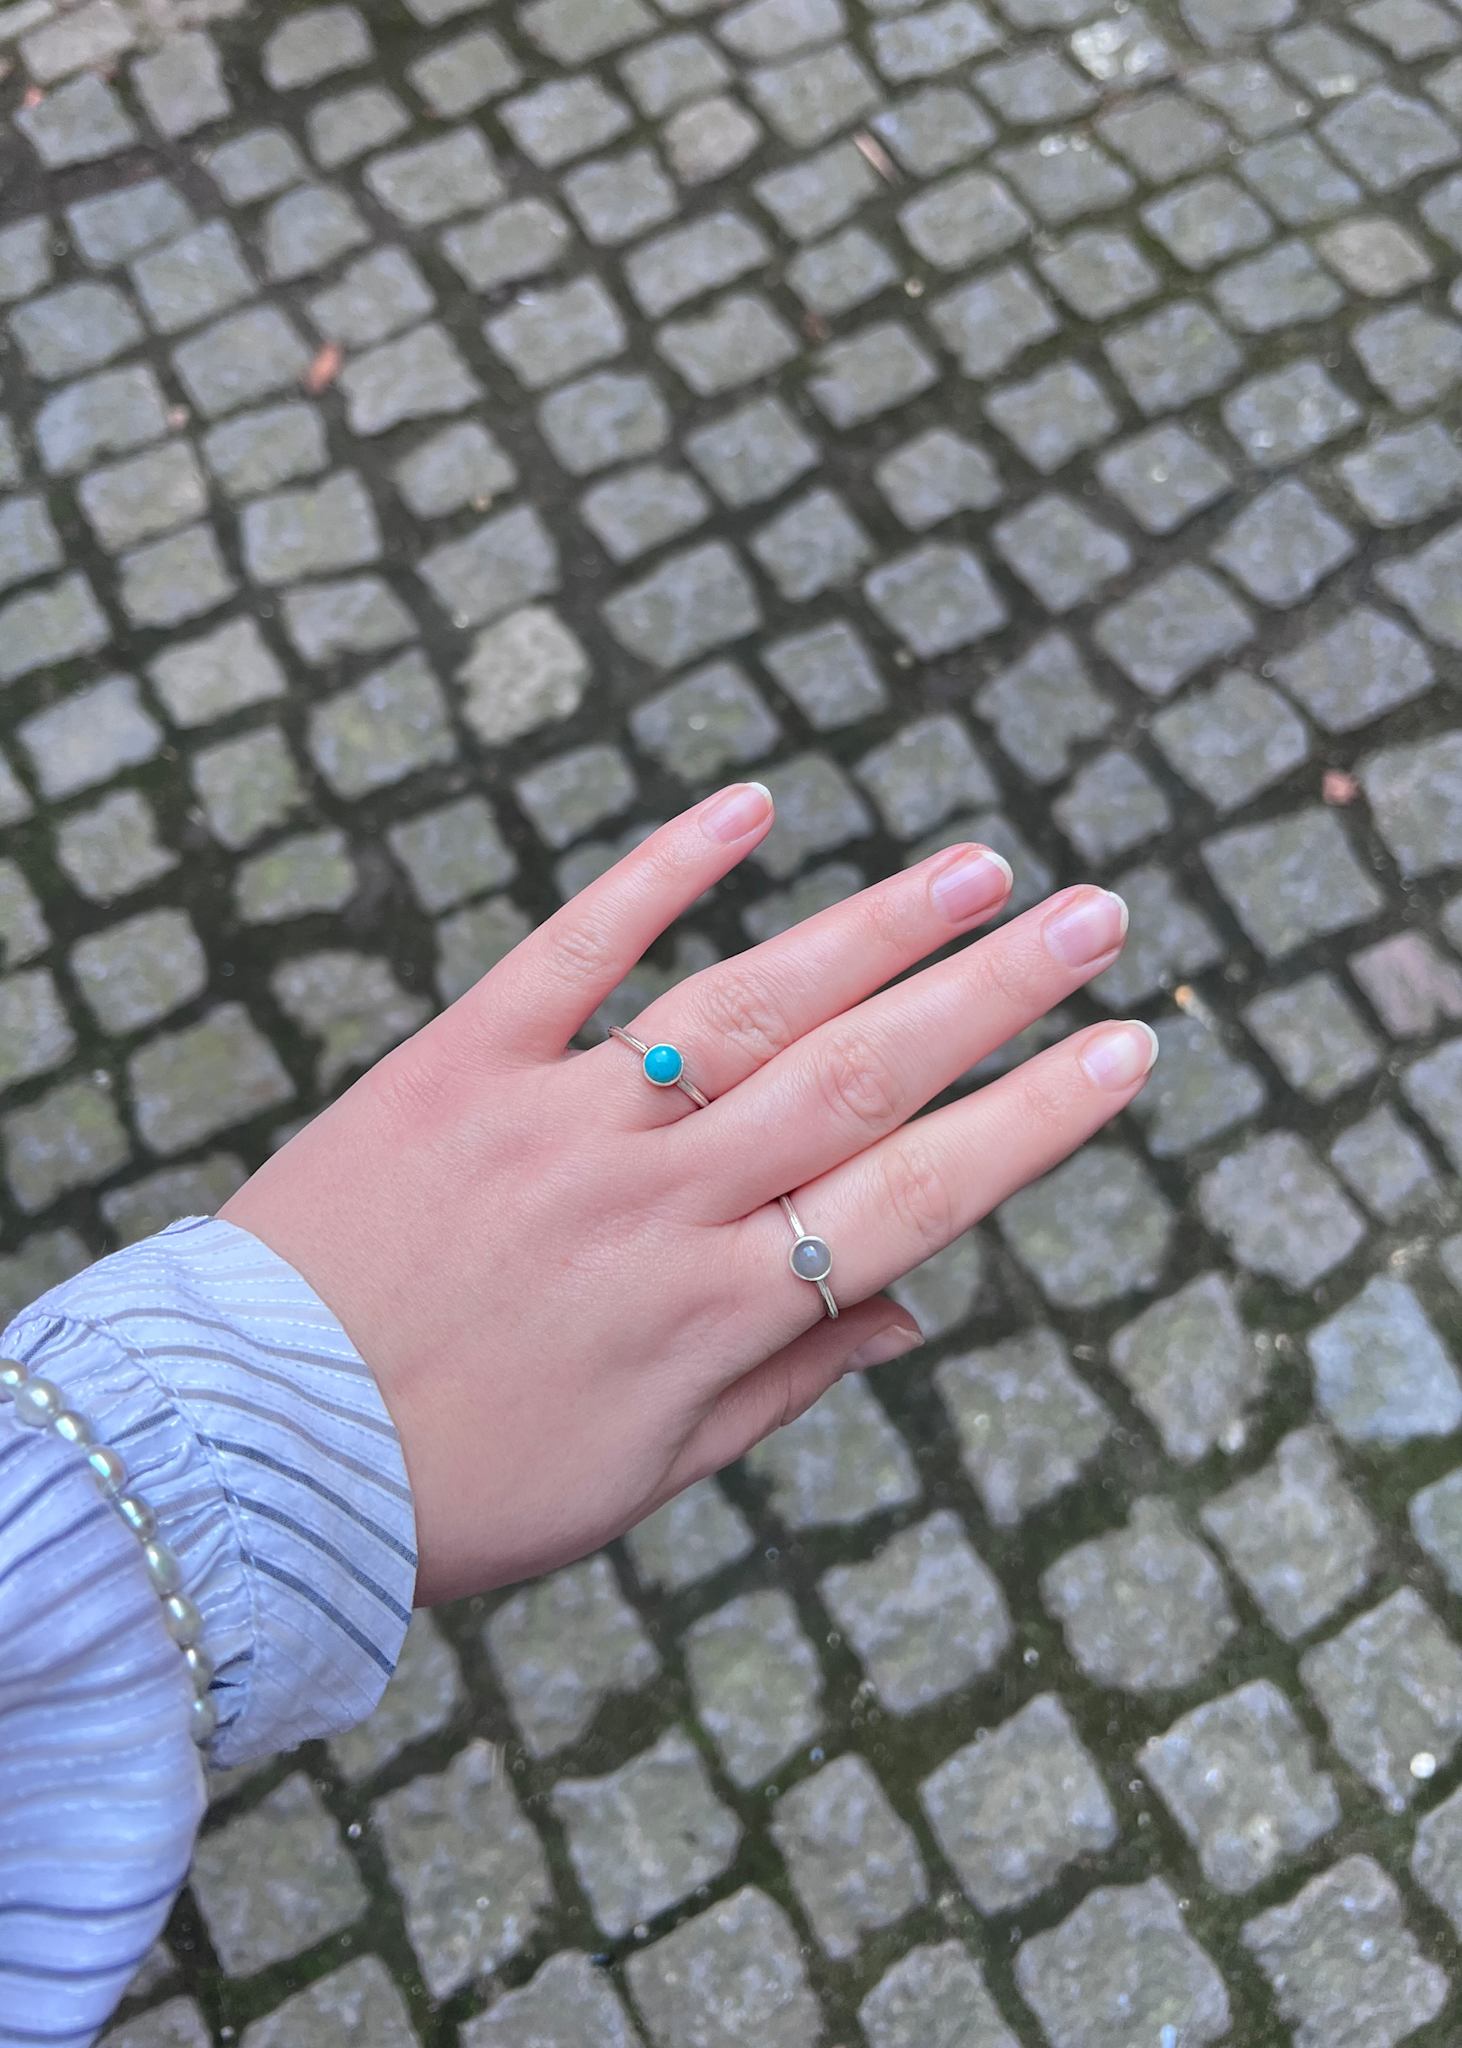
0,1355 -> 217,1746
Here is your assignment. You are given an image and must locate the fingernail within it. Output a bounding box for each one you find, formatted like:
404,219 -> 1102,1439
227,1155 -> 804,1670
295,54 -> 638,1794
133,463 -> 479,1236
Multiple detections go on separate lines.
846,1325 -> 923,1372
702,782 -> 773,843
1079,1020 -> 1159,1090
1043,888 -> 1129,968
931,847 -> 1013,924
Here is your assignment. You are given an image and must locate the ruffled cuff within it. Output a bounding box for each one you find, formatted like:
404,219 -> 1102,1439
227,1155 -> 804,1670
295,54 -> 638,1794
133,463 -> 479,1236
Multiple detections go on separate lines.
3,1216 -> 418,1770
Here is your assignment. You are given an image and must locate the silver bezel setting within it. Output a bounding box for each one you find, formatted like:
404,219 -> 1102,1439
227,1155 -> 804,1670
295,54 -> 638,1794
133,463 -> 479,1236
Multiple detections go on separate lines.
643,1045 -> 684,1087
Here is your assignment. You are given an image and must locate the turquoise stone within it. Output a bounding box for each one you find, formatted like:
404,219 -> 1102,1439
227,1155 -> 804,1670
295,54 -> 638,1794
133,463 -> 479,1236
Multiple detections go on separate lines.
643,1042 -> 685,1087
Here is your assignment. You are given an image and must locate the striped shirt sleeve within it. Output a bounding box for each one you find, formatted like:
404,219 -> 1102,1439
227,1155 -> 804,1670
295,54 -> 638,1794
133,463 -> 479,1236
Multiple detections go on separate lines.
0,1216 -> 417,2046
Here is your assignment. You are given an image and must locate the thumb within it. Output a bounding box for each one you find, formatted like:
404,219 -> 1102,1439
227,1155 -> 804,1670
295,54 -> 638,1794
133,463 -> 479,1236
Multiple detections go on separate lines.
668,1298 -> 923,1492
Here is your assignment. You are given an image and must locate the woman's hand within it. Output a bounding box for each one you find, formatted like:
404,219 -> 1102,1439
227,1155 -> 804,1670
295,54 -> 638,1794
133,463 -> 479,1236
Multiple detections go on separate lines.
220,784 -> 1154,1605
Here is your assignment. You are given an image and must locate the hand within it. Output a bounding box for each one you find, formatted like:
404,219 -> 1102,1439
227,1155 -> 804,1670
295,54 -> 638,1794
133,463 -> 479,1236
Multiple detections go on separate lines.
220,784 -> 1154,1605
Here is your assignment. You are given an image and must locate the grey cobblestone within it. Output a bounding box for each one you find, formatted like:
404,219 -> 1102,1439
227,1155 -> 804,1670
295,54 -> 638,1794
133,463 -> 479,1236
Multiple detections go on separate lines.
55,791 -> 176,904
1202,1427 -> 1378,1640
555,1727 -> 740,1936
150,619 -> 286,729
1410,1469 -> 1462,1597
6,6 -> 1461,2038
822,1511 -> 1010,1712
1015,1878 -> 1231,2048
241,1960 -> 416,2048
774,1754 -> 926,1959
860,1943 -> 1017,2048
1331,1106 -> 1437,1220
1243,1856 -> 1448,2048
102,1157 -> 245,1248
1141,1679 -> 1339,1892
236,831 -> 358,925
1302,1589 -> 1462,1810
20,676 -> 161,802
1309,1276 -> 1462,1445
1204,808 -> 1384,958
375,1740 -> 552,1997
129,1005 -> 294,1155
486,1556 -> 659,1758
937,1327 -> 1111,1525
922,1693 -> 1116,1911
72,912 -> 207,1035
462,1955 -> 638,2047
626,1887 -> 821,2048
747,1373 -> 916,1524
1043,1498 -> 1237,1692
1273,604 -> 1433,729
685,1588 -> 821,1787
1110,1271 -> 1267,1463
4,1076 -> 130,1212
192,1773 -> 366,1973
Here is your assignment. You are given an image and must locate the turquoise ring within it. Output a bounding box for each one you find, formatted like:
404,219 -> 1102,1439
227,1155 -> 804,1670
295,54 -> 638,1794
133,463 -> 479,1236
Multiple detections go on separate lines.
608,1025 -> 710,1108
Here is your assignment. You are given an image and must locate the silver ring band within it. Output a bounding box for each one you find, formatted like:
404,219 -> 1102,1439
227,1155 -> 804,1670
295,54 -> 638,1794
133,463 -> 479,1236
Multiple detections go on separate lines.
608,1025 -> 710,1108
781,1196 -> 839,1320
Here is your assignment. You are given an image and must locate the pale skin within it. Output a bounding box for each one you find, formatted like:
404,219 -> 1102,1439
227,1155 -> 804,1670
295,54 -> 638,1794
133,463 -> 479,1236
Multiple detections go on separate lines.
221,782 -> 1157,1606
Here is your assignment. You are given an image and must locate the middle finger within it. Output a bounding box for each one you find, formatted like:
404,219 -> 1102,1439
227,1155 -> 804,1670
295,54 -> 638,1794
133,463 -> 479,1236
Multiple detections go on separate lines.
612,841 -> 1014,1118
676,883 -> 1128,1217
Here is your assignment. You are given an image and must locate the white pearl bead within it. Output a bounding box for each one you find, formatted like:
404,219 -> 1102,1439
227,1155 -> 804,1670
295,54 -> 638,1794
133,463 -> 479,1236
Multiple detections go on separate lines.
13,1378 -> 61,1428
5,1374 -> 215,1752
86,1444 -> 128,1492
183,1644 -> 214,1692
162,1593 -> 203,1647
143,1540 -> 180,1595
116,1493 -> 156,1539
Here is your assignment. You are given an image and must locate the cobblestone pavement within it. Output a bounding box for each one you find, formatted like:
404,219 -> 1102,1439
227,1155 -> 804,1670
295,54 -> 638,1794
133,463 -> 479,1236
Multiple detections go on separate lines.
1,0 -> 1460,2041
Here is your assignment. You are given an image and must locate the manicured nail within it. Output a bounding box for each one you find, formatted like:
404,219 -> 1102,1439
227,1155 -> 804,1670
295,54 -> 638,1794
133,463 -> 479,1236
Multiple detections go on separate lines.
846,1325 -> 923,1372
1079,1020 -> 1159,1090
931,847 -> 1013,924
702,781 -> 773,843
1043,888 -> 1129,968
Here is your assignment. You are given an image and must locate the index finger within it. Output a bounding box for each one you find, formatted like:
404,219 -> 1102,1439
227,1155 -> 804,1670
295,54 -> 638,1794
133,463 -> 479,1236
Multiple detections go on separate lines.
466,782 -> 775,1058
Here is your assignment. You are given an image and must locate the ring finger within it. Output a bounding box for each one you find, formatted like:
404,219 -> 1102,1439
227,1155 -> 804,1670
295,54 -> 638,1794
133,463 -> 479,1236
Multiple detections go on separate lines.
743,1017 -> 1159,1333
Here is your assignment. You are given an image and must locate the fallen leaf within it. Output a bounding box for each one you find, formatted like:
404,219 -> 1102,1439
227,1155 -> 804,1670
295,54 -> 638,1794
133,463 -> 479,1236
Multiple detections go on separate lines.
853,129 -> 898,182
1322,768 -> 1359,805
22,84 -> 43,109
304,341 -> 342,393
802,310 -> 829,343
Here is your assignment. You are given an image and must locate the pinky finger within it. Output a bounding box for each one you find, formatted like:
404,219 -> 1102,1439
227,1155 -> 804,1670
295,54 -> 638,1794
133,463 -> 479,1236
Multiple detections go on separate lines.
662,1297 -> 922,1493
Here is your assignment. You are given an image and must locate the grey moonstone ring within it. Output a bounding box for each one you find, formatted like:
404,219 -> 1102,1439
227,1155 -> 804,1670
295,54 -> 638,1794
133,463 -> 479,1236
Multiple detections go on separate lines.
780,1196 -> 838,1320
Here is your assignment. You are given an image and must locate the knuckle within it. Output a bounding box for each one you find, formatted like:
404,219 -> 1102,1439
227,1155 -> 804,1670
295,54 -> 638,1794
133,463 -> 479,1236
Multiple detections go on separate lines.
353,1025 -> 453,1137
544,911 -> 618,989
820,1027 -> 902,1137
860,877 -> 920,954
693,967 -> 791,1070
881,1134 -> 955,1259
974,924 -> 1041,1011
1014,1059 -> 1074,1138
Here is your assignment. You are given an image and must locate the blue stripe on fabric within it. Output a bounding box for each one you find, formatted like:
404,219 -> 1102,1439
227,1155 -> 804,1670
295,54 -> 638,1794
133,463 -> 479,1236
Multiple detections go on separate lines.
248,1556 -> 397,1677
198,1434 -> 417,1564
0,1215 -> 415,2048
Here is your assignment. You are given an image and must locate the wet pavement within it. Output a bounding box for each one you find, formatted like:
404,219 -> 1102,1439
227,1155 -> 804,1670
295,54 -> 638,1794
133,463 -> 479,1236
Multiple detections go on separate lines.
0,0 -> 1459,2043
